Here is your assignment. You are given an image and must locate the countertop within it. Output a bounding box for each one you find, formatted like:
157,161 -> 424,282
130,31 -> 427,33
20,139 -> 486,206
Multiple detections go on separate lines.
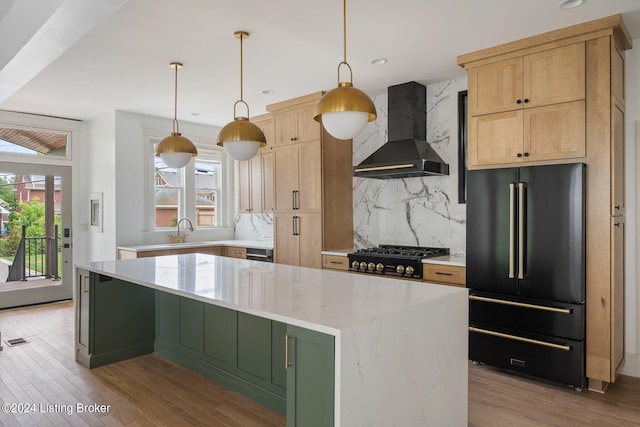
117,240 -> 273,252
320,249 -> 466,267
77,254 -> 465,336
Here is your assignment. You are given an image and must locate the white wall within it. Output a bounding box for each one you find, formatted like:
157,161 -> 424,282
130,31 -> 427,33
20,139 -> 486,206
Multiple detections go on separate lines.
620,37 -> 640,378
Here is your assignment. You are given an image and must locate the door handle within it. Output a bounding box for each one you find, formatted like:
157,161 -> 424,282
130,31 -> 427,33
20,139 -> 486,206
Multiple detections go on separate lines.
292,216 -> 299,236
469,295 -> 572,314
517,182 -> 526,280
294,190 -> 299,210
509,183 -> 516,279
292,191 -> 296,209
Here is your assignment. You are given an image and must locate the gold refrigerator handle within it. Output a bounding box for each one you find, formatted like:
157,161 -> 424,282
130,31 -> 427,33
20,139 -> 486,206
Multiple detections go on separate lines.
518,182 -> 526,280
469,327 -> 571,351
469,295 -> 572,314
509,183 -> 516,279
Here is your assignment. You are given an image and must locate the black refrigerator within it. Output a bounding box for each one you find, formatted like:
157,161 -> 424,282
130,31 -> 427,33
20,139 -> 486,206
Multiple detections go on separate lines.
466,163 -> 585,389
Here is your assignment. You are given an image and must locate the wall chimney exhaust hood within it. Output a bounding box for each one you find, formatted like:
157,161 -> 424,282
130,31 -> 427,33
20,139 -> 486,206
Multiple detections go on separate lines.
353,81 -> 449,179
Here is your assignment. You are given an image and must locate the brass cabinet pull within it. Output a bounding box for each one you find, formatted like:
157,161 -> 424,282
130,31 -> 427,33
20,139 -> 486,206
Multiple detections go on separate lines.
330,261 -> 343,265
83,275 -> 89,293
469,326 -> 571,351
469,295 -> 572,314
509,183 -> 516,279
285,334 -> 293,370
353,164 -> 414,173
517,182 -> 526,280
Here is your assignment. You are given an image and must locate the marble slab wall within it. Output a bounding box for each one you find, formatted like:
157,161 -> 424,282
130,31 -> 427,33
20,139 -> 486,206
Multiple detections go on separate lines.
353,77 -> 467,256
233,213 -> 273,242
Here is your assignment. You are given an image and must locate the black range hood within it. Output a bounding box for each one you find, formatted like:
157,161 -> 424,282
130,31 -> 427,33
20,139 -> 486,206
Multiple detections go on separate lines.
353,81 -> 449,179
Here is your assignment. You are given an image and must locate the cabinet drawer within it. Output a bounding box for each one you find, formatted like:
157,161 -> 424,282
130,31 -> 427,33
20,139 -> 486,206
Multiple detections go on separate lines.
469,322 -> 584,388
226,247 -> 247,259
469,292 -> 584,340
322,255 -> 349,271
423,264 -> 466,286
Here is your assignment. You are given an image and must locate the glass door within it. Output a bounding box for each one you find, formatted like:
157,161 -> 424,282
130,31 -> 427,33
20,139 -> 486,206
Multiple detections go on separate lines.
0,163 -> 72,308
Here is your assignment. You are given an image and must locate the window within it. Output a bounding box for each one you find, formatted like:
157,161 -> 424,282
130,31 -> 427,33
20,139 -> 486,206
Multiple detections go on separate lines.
0,125 -> 69,158
151,139 -> 225,230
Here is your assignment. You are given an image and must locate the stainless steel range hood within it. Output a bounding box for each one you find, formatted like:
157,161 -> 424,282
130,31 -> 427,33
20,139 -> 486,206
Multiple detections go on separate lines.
353,81 -> 449,179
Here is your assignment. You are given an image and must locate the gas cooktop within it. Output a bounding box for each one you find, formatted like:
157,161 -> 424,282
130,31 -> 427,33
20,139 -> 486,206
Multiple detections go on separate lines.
348,245 -> 450,279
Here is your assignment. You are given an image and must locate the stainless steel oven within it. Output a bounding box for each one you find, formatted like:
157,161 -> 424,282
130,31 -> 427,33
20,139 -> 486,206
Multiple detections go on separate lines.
246,248 -> 273,263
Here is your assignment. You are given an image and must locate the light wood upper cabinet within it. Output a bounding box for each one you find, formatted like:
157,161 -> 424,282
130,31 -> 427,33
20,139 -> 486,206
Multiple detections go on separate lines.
273,141 -> 321,212
238,155 -> 264,213
468,57 -> 523,116
262,151 -> 274,212
467,42 -> 586,168
273,105 -> 320,147
267,92 -> 353,269
253,114 -> 274,152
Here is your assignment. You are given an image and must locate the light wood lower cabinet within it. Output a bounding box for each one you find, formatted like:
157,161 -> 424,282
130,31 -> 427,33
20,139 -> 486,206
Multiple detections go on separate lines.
322,255 -> 349,271
117,245 -> 224,259
225,246 -> 247,259
423,264 -> 466,287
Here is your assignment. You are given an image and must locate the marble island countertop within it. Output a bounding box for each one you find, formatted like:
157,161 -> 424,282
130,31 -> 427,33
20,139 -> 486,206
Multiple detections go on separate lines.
77,254 -> 465,336
117,239 -> 273,252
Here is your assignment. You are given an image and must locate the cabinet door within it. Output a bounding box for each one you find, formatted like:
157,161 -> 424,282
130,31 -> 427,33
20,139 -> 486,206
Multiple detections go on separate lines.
297,141 -> 322,211
612,102 -> 625,216
611,217 -> 625,379
204,304 -> 238,367
238,159 -> 251,213
286,325 -> 335,427
237,312 -> 270,381
262,151 -> 274,212
524,100 -> 585,162
271,321 -> 287,389
254,115 -> 274,149
180,298 -> 204,352
298,214 -> 322,269
524,42 -> 585,108
157,291 -> 180,342
296,105 -> 321,144
274,145 -> 298,211
468,57 -> 523,116
77,269 -> 91,353
250,155 -> 263,213
274,110 -> 298,146
469,111 -> 523,167
275,214 -> 299,266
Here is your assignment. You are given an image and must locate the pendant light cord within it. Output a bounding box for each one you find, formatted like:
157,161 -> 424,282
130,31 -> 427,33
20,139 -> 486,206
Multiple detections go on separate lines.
172,63 -> 179,134
343,0 -> 347,64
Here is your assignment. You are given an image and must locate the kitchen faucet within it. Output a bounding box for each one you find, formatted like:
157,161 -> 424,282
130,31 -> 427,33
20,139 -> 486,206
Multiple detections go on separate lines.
171,217 -> 194,243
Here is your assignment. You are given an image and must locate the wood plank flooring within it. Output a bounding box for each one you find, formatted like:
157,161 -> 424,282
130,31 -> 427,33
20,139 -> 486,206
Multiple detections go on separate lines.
1,301 -> 640,426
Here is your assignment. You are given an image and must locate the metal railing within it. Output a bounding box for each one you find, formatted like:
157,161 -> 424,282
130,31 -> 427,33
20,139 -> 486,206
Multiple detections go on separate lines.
6,225 -> 60,282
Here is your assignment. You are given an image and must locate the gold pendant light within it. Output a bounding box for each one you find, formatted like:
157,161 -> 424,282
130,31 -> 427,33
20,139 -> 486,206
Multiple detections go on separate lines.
217,31 -> 266,161
155,62 -> 198,168
314,0 -> 376,140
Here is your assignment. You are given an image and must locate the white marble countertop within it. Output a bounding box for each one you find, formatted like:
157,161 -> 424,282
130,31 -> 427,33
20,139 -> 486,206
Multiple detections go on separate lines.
320,249 -> 466,267
423,255 -> 466,267
77,254 -> 465,336
117,240 -> 273,252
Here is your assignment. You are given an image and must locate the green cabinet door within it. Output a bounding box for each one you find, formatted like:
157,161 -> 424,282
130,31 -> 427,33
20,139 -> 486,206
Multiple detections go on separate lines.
179,297 -> 204,352
157,292 -> 180,342
237,312 -> 270,380
286,325 -> 335,427
203,303 -> 237,366
271,321 -> 287,389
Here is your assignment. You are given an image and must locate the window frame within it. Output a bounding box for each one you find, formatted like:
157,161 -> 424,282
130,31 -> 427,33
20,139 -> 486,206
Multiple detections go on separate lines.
146,132 -> 232,231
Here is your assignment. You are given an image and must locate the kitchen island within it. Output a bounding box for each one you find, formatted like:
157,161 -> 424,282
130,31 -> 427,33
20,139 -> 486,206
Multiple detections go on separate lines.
75,254 -> 467,426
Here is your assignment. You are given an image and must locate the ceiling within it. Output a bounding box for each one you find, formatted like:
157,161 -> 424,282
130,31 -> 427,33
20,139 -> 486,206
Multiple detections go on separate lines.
1,0 -> 639,129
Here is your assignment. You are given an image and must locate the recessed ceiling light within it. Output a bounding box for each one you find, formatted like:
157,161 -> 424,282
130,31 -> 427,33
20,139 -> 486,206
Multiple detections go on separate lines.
190,112 -> 201,116
370,58 -> 388,65
557,0 -> 584,9
261,89 -> 275,95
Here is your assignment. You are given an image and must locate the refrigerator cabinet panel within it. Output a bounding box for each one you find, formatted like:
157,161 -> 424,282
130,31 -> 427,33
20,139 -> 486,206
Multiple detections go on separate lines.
469,322 -> 585,388
518,164 -> 585,303
466,168 -> 519,295
469,292 -> 584,340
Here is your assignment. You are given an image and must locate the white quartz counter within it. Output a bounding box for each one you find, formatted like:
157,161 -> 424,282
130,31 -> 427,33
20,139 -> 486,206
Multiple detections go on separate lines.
117,239 -> 273,253
77,254 -> 463,336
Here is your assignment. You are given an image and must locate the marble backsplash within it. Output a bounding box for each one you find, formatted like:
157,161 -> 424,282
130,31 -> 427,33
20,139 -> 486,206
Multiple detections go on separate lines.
233,213 -> 273,241
353,77 -> 467,256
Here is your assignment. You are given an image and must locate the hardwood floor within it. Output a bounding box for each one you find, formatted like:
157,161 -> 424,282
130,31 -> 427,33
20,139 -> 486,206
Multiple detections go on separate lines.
1,301 -> 640,426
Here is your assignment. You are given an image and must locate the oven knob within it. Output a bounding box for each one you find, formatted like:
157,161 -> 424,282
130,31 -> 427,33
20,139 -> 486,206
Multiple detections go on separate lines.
360,262 -> 368,270
368,262 -> 375,271
396,265 -> 405,274
376,263 -> 384,272
352,261 -> 360,269
405,266 -> 415,275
